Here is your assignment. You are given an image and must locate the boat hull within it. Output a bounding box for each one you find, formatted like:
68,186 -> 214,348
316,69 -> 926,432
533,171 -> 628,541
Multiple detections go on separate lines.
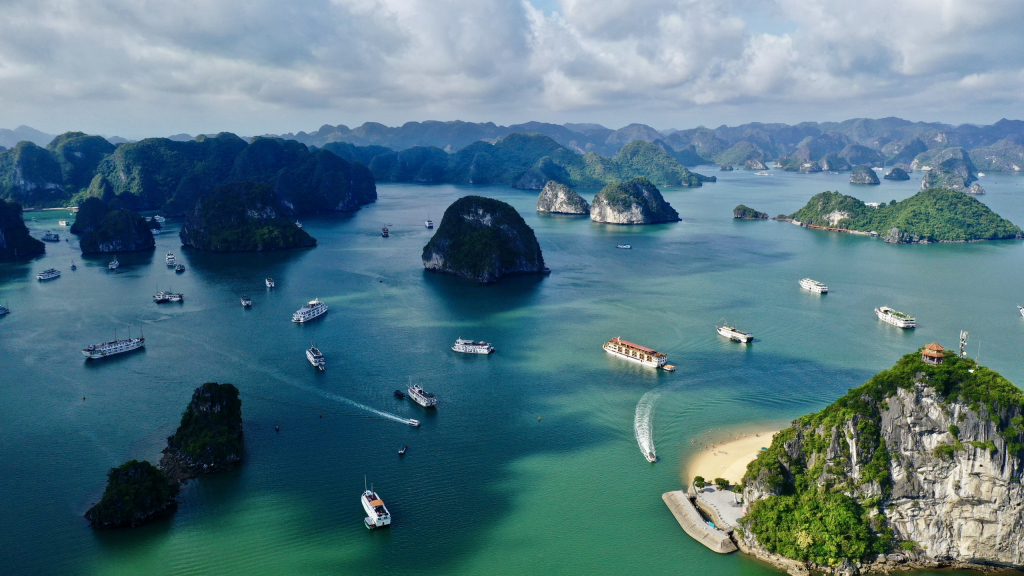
876,308 -> 916,329
602,344 -> 666,369
81,339 -> 145,359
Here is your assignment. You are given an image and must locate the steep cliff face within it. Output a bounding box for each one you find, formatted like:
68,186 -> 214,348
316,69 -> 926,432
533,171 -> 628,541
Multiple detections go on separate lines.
883,168 -> 910,181
850,165 -> 880,185
160,382 -> 243,483
0,199 -> 45,261
740,350 -> 1024,574
71,197 -> 155,254
590,177 -> 679,224
422,195 -> 547,284
179,182 -> 316,252
536,181 -> 589,214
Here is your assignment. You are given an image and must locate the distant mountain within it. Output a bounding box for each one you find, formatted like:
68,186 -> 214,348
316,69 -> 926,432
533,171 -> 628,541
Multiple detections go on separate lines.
0,125 -> 54,148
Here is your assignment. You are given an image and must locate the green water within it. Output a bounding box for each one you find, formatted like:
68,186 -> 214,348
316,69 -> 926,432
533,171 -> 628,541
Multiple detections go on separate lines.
2,169 -> 1023,575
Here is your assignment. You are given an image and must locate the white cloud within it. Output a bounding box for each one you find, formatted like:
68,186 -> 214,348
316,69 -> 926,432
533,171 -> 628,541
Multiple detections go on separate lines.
0,0 -> 1020,137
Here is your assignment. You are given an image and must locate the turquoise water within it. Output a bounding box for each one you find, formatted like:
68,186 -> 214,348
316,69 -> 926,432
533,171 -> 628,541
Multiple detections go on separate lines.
2,169 -> 1023,575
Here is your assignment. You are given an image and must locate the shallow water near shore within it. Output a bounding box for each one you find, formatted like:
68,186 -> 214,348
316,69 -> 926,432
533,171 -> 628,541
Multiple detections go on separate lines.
3,168 -> 1024,575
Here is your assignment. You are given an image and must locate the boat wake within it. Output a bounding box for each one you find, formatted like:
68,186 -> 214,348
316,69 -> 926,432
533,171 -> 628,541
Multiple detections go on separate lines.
307,386 -> 419,427
634,390 -> 658,462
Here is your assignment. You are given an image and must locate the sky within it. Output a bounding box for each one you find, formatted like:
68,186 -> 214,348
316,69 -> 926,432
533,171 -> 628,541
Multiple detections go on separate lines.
0,0 -> 1022,138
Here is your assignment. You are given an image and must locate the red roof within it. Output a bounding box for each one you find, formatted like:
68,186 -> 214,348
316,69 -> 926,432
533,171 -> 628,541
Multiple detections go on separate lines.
924,342 -> 945,351
613,337 -> 656,354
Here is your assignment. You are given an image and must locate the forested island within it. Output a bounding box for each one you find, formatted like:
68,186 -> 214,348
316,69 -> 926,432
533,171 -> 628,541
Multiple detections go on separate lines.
0,199 -> 45,261
70,197 -> 154,253
739,349 -> 1024,573
590,177 -> 679,224
733,205 -> 768,219
788,188 -> 1022,243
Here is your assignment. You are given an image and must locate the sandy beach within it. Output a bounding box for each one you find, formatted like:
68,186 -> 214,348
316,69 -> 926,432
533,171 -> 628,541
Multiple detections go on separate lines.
685,430 -> 779,485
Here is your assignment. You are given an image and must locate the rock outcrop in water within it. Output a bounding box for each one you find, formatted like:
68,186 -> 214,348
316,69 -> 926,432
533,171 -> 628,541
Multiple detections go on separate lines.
536,181 -> 589,214
70,197 -> 155,254
744,159 -> 767,170
0,199 -> 45,261
159,382 -> 243,483
850,165 -> 880,185
883,167 -> 910,181
739,349 -> 1024,574
734,205 -> 768,219
422,195 -> 547,284
179,182 -> 316,252
85,460 -> 179,528
589,177 -> 679,224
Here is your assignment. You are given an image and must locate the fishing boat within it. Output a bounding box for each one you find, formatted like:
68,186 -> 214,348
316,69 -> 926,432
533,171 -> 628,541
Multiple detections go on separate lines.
292,298 -> 328,323
175,263 -> 185,273
407,379 -> 437,408
41,231 -> 60,242
398,445 -> 407,456
381,227 -> 389,237
166,252 -> 175,266
393,390 -> 406,399
266,278 -> 275,288
875,306 -> 916,329
108,257 -> 119,270
799,278 -> 828,294
37,268 -> 61,281
306,342 -> 325,370
82,331 -> 145,359
717,322 -> 753,343
241,295 -> 252,307
361,483 -> 391,529
616,244 -> 631,249
452,338 -> 494,354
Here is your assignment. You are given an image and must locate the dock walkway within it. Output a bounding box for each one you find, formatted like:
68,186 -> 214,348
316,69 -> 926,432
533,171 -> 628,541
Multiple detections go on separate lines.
661,490 -> 737,554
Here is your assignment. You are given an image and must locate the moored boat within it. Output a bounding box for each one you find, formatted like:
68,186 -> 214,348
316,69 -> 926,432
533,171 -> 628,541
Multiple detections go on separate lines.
58,219 -> 70,226
407,381 -> 437,408
108,257 -> 119,270
153,215 -> 166,223
292,298 -> 328,323
393,389 -> 406,399
175,263 -> 185,273
70,261 -> 76,270
165,252 -> 175,266
602,337 -> 675,370
362,487 -> 391,529
295,220 -> 302,229
452,338 -> 494,354
36,268 -> 61,281
82,334 -> 145,359
0,303 -> 9,316
1019,305 -> 1024,318
799,278 -> 828,294
266,278 -> 275,288
876,306 -> 916,329
241,295 -> 252,307
41,231 -> 60,242
381,227 -> 389,237
717,323 -> 753,343
306,342 -> 325,370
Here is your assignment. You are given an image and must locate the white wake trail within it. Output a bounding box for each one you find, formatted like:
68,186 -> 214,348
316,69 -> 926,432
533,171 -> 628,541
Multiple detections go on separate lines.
634,390 -> 659,462
307,386 -> 420,427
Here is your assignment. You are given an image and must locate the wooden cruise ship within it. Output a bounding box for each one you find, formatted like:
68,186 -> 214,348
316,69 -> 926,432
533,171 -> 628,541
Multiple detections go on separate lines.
603,337 -> 675,371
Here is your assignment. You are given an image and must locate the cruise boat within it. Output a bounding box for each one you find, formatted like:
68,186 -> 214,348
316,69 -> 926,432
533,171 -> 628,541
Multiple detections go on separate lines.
154,290 -> 183,303
240,295 -> 252,307
153,215 -> 166,223
166,252 -> 175,266
717,323 -> 753,343
175,263 -> 185,273
361,486 -> 391,529
407,382 -> 437,408
381,227 -> 389,237
616,244 -> 632,249
266,278 -> 275,288
306,342 -> 325,370
425,217 -> 433,229
602,337 -> 675,370
108,257 -> 119,270
452,338 -> 495,354
799,278 -> 828,294
59,219 -> 70,226
36,268 -> 61,281
82,334 -> 145,359
292,298 -> 328,323
41,231 -> 60,242
875,306 -> 916,329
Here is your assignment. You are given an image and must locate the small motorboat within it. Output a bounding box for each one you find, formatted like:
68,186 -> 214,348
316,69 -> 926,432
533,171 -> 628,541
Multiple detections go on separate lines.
266,278 -> 275,288
425,217 -> 433,229
70,261 -> 76,270
408,419 -> 420,427
616,244 -> 631,249
108,257 -> 119,270
59,219 -> 70,226
381,227 -> 389,237
393,389 -> 406,399
275,425 -> 280,432
241,295 -> 252,307
398,445 -> 407,456
175,264 -> 185,273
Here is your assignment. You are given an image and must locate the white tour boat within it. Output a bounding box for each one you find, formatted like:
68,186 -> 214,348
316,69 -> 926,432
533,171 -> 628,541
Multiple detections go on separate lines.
292,298 -> 328,323
602,337 -> 675,370
266,278 -> 275,288
108,257 -> 120,270
717,323 -> 753,343
41,231 -> 60,242
166,252 -> 176,266
154,290 -> 183,303
425,217 -> 433,229
59,219 -> 70,226
306,343 -> 325,370
361,487 -> 391,529
875,306 -> 916,329
153,215 -> 166,223
616,244 -> 632,249
407,382 -> 437,408
241,295 -> 252,307
799,278 -> 828,294
36,268 -> 61,281
82,334 -> 145,359
452,338 -> 494,354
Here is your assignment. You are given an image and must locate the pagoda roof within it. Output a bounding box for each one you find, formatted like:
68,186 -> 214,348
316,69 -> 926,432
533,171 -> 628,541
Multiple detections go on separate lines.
924,342 -> 945,351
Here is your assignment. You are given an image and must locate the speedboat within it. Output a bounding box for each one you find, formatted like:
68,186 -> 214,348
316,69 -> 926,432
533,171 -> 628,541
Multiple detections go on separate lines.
616,244 -> 631,249
266,278 -> 275,288
398,445 -> 408,456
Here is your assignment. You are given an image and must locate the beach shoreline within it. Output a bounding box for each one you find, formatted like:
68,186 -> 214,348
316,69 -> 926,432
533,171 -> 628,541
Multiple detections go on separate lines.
684,429 -> 779,485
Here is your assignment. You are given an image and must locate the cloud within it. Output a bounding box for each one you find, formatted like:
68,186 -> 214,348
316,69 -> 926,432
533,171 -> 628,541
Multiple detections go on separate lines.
0,0 -> 1020,136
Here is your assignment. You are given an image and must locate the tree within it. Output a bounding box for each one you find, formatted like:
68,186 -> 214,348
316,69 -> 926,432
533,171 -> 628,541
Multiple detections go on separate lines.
694,475 -> 706,489
714,477 -> 730,490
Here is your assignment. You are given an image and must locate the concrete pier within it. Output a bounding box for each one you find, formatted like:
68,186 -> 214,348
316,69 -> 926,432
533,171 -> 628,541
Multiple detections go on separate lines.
661,490 -> 738,554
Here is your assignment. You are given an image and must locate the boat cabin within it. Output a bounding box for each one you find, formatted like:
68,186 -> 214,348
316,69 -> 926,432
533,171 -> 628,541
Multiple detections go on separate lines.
921,342 -> 945,365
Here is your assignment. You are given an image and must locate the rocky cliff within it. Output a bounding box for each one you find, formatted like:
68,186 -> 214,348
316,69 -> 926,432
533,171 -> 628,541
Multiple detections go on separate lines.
734,205 -> 768,219
159,382 -> 243,483
179,182 -> 316,252
85,460 -> 179,529
0,199 -> 45,261
422,195 -> 547,284
590,177 -> 679,224
740,349 -> 1024,574
70,197 -> 155,254
536,181 -> 589,214
744,159 -> 767,170
850,165 -> 880,185
883,167 -> 910,181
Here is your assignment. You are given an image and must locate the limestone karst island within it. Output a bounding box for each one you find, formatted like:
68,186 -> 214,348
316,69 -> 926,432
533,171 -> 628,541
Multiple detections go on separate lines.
4,1 -> 1024,574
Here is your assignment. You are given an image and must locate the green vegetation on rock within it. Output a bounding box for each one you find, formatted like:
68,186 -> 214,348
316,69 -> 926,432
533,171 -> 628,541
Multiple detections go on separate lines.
734,205 -> 768,219
590,177 -> 679,224
70,197 -> 155,254
850,165 -> 880,185
422,195 -> 546,283
84,460 -> 178,528
179,182 -> 316,252
0,199 -> 45,261
789,188 -> 1022,243
165,383 -> 243,471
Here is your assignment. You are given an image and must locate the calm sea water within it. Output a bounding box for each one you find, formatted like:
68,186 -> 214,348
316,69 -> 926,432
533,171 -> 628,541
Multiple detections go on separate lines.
2,168 -> 1023,576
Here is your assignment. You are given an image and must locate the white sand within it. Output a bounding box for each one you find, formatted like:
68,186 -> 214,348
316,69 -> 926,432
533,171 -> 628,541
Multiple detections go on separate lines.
685,430 -> 778,485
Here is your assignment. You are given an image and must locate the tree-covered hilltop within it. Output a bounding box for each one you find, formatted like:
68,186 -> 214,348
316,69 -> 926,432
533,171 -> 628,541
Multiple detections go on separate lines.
325,134 -> 715,189
161,383 -> 243,481
789,188 -> 1022,243
422,195 -> 546,283
739,350 -> 1024,572
179,182 -> 316,252
733,205 -> 768,219
70,197 -> 155,254
84,460 -> 178,528
0,199 -> 45,261
590,177 -> 680,224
